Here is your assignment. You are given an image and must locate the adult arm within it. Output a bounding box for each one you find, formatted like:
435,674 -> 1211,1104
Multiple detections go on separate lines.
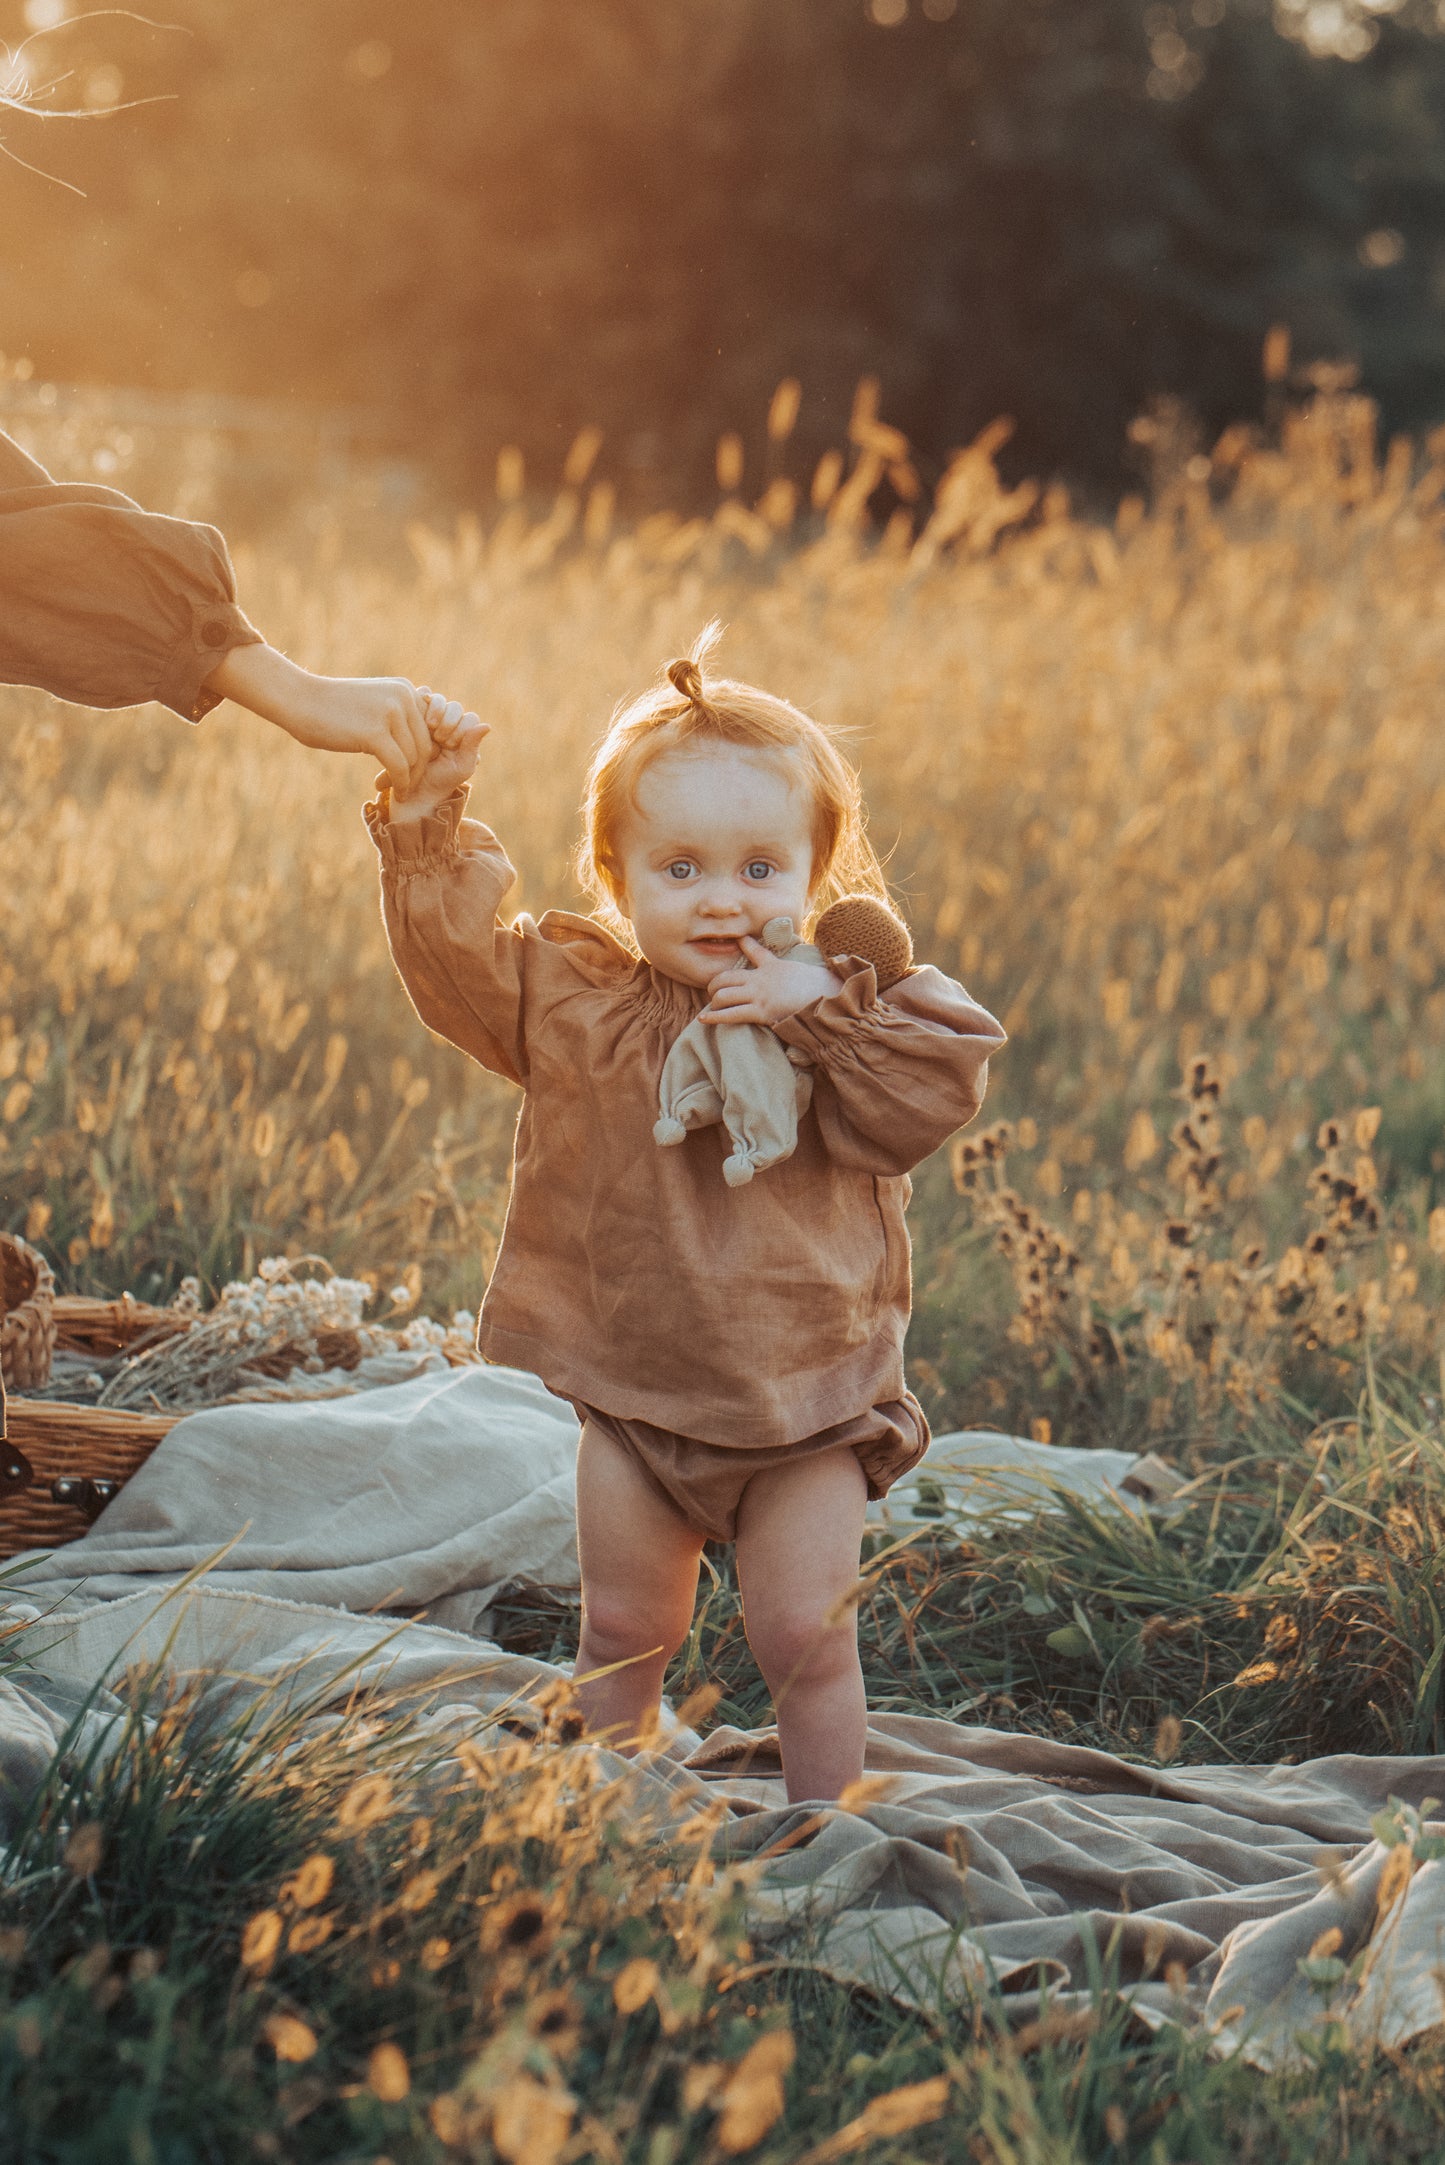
0,428 -> 431,787
0,425 -> 262,720
206,643 -> 431,788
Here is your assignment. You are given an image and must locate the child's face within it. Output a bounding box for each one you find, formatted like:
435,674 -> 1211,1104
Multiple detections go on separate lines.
612,745 -> 815,988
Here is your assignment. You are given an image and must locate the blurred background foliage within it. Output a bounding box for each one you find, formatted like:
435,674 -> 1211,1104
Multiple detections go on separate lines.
7,0 -> 1445,510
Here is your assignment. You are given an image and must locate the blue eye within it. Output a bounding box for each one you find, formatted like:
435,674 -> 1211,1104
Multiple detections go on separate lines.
745,861 -> 773,881
666,861 -> 694,881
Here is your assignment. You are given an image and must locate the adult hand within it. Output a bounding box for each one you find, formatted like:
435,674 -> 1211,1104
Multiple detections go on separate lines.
701,935 -> 842,1027
204,643 -> 432,792
387,695 -> 489,824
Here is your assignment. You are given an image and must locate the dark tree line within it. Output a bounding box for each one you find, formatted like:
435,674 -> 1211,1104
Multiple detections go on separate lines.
4,0 -> 1445,501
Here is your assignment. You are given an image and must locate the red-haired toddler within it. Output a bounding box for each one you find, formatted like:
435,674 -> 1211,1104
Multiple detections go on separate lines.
368,633 -> 1005,1800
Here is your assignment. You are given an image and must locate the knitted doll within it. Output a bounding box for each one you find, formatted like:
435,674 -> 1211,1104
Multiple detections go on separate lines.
654,894 -> 914,1184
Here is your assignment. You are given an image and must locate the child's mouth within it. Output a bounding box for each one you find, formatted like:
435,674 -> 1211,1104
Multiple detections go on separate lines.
689,936 -> 743,956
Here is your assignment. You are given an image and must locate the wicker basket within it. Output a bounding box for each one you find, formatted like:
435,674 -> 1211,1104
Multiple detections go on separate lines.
51,1292 -> 190,1361
0,1233 -> 57,1392
0,1400 -> 179,1556
0,1287 -> 190,1559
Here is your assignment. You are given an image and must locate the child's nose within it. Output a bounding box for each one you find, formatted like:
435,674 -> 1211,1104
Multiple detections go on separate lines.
697,885 -> 745,918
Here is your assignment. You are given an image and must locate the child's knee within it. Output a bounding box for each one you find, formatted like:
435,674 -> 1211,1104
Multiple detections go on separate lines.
580,1593 -> 689,1670
746,1604 -> 858,1692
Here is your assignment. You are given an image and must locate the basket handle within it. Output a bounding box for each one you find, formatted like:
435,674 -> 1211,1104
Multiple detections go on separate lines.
0,1436 -> 33,1491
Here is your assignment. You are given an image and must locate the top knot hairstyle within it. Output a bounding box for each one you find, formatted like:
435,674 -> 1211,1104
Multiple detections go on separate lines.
579,623 -> 892,939
666,655 -> 706,706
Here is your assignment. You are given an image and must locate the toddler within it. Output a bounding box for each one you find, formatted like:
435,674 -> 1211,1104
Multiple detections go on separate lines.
370,633 -> 1005,1800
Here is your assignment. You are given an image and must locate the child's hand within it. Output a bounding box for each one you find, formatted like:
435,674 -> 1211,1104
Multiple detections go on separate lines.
701,936 -> 843,1028
387,690 -> 488,822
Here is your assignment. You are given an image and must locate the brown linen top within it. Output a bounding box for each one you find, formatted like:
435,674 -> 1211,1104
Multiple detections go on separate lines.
369,791 -> 1007,1448
0,427 -> 262,721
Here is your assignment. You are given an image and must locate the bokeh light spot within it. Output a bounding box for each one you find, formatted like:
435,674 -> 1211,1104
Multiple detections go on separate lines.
1359,228 -> 1405,268
82,65 -> 123,111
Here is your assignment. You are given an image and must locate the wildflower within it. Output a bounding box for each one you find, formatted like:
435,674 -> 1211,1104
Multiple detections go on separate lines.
612,1956 -> 659,2014
368,2041 -> 410,2101
716,2028 -> 796,2154
683,2062 -> 728,2113
262,2012 -> 317,2063
527,1988 -> 582,2059
287,1915 -> 334,1954
281,1853 -> 334,1909
491,2075 -> 575,2165
240,1910 -> 284,1973
481,1891 -> 553,1955
430,2092 -> 467,2145
337,1774 -> 393,1833
399,1869 -> 441,1912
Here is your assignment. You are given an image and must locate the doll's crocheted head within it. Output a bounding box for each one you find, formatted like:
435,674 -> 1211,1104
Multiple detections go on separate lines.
812,894 -> 914,989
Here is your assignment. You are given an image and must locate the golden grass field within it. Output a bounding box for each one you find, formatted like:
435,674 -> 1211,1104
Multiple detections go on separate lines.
3,379 -> 1442,1450
9,384 -> 1445,2161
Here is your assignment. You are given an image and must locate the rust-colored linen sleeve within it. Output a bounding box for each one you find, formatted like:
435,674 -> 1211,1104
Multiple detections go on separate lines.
365,789 -> 542,1088
0,426 -> 263,721
772,961 -> 1006,1175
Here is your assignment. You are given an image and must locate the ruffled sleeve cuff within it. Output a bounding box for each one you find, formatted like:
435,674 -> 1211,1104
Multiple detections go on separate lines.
774,958 -> 1006,1174
364,787 -> 471,871
772,957 -> 886,1067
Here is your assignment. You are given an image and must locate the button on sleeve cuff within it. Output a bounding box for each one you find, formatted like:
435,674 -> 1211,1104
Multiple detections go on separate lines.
158,601 -> 265,723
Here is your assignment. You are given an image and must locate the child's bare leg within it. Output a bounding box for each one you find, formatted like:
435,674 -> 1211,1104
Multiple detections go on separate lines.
573,1420 -> 705,1751
735,1450 -> 869,1803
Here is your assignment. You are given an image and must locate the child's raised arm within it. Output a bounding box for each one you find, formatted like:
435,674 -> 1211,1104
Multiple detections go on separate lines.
366,699 -> 542,1084
366,700 -> 628,1093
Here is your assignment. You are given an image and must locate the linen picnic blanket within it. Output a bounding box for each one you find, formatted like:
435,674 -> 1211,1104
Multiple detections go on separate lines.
1,1366 -> 1442,2069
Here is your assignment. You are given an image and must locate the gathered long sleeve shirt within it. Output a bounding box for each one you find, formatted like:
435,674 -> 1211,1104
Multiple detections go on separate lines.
0,426 -> 261,721
369,790 -> 1006,1448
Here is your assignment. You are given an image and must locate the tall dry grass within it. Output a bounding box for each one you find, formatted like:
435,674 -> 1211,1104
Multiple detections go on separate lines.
10,381 -> 1445,2159
2,378 -> 1443,1442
